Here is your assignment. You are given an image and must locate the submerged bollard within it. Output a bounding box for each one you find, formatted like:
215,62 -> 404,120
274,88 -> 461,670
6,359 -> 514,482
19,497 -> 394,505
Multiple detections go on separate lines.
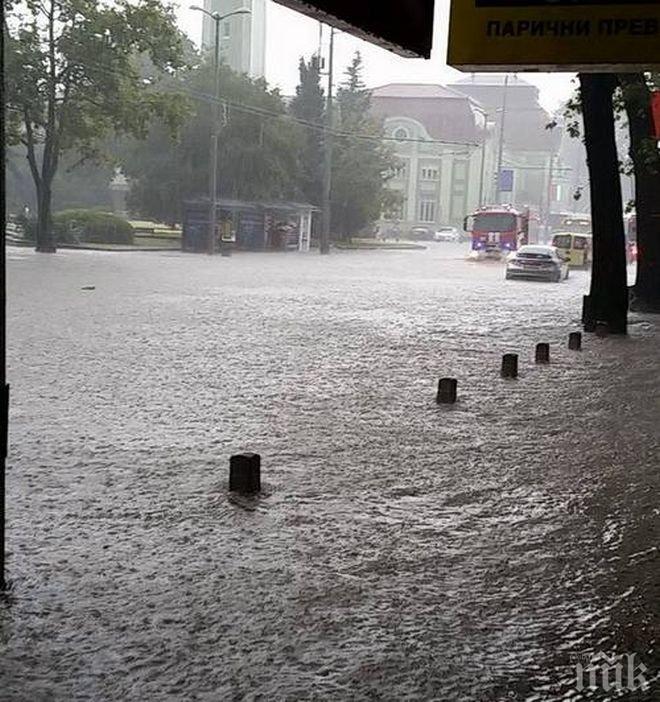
436,378 -> 458,404
501,354 -> 518,379
568,332 -> 582,351
535,343 -> 550,364
229,453 -> 261,494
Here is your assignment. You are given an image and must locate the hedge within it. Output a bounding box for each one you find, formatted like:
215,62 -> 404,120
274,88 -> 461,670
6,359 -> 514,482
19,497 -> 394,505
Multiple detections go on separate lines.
19,209 -> 134,245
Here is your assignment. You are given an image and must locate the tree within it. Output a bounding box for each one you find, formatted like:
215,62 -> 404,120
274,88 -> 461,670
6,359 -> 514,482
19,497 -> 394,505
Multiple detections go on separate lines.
122,62 -> 303,224
619,73 -> 660,312
290,56 -> 325,207
4,0 -> 188,252
579,73 -> 628,334
331,52 -> 396,239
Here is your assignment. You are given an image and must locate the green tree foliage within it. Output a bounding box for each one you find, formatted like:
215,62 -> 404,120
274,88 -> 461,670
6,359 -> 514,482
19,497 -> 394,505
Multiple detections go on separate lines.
331,52 -> 396,239
289,57 -> 325,207
4,0 -> 188,251
122,62 -> 303,225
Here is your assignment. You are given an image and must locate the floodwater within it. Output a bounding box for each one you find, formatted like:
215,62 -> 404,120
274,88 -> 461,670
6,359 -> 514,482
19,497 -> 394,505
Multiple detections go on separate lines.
2,244 -> 659,701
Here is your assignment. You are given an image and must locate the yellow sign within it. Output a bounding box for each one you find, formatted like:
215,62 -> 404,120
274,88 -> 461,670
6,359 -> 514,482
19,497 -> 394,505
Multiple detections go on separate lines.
448,1 -> 660,72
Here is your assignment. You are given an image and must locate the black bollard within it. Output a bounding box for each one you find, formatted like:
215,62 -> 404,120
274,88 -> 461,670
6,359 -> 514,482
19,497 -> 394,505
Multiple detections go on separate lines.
501,354 -> 519,379
568,332 -> 582,351
436,378 -> 458,404
229,453 -> 261,494
535,343 -> 550,364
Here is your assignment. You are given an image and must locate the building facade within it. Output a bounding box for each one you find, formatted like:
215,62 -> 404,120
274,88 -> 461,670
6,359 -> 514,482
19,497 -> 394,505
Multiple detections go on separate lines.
202,0 -> 266,78
371,84 -> 487,233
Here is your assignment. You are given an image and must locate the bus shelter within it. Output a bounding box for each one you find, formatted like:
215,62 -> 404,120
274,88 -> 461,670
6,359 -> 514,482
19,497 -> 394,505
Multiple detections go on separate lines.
182,198 -> 316,253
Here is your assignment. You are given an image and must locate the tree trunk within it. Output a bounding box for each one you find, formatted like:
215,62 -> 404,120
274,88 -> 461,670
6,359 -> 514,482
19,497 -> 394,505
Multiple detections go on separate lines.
36,179 -> 56,253
620,73 -> 660,313
580,73 -> 628,334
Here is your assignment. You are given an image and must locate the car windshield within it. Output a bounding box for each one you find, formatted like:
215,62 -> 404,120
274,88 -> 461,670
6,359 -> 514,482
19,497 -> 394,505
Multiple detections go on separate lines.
562,219 -> 591,234
553,235 -> 572,248
474,213 -> 516,231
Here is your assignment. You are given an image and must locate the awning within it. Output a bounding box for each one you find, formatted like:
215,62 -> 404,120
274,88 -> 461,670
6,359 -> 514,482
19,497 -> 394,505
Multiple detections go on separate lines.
271,0 -> 434,59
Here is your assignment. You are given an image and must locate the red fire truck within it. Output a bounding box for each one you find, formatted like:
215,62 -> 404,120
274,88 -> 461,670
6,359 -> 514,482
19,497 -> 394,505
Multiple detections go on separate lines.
464,205 -> 530,260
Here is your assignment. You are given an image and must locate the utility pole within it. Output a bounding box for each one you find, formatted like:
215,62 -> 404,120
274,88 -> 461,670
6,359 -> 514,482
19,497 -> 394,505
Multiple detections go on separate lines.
495,73 -> 510,204
320,26 -> 334,255
478,128 -> 488,207
544,152 -> 555,243
190,5 -> 251,255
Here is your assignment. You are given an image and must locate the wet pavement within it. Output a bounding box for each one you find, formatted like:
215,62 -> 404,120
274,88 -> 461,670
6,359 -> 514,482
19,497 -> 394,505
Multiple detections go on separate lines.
2,244 -> 659,701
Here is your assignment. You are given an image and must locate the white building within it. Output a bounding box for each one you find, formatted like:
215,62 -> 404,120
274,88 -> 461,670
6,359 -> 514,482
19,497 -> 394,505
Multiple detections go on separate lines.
201,0 -> 266,79
371,84 -> 487,232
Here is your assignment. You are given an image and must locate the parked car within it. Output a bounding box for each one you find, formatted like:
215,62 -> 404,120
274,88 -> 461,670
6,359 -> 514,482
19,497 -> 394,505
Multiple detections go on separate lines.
505,245 -> 570,283
434,226 -> 460,242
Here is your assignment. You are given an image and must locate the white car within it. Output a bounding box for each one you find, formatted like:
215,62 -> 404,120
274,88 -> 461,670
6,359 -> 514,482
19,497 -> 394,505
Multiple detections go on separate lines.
505,245 -> 570,283
434,226 -> 460,242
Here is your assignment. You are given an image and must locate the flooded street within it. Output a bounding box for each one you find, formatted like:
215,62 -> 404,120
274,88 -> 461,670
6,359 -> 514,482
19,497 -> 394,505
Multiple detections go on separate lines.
2,244 -> 659,700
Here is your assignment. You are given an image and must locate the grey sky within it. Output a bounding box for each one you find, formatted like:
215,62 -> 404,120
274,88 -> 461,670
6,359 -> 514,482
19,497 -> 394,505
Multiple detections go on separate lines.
175,0 -> 577,111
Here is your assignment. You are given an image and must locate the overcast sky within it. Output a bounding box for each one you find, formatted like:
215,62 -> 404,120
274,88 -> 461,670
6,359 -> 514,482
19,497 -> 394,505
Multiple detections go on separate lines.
174,0 -> 577,112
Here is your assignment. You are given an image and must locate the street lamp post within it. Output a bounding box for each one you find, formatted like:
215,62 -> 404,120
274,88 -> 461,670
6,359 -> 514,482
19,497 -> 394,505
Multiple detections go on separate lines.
190,5 -> 251,255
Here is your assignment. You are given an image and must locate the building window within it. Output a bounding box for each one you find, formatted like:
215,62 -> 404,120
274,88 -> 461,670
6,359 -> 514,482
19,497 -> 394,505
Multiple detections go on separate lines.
450,160 -> 469,220
421,166 -> 439,181
393,163 -> 407,179
419,199 -> 436,223
393,127 -> 409,141
223,21 -> 231,38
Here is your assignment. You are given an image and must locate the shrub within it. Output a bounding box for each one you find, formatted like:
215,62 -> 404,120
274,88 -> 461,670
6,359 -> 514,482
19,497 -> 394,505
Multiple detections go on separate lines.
16,214 -> 36,241
14,210 -> 134,245
53,210 -> 134,245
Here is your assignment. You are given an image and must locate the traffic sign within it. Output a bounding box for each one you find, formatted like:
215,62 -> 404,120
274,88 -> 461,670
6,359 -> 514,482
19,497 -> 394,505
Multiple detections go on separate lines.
499,169 -> 514,192
448,1 -> 660,71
